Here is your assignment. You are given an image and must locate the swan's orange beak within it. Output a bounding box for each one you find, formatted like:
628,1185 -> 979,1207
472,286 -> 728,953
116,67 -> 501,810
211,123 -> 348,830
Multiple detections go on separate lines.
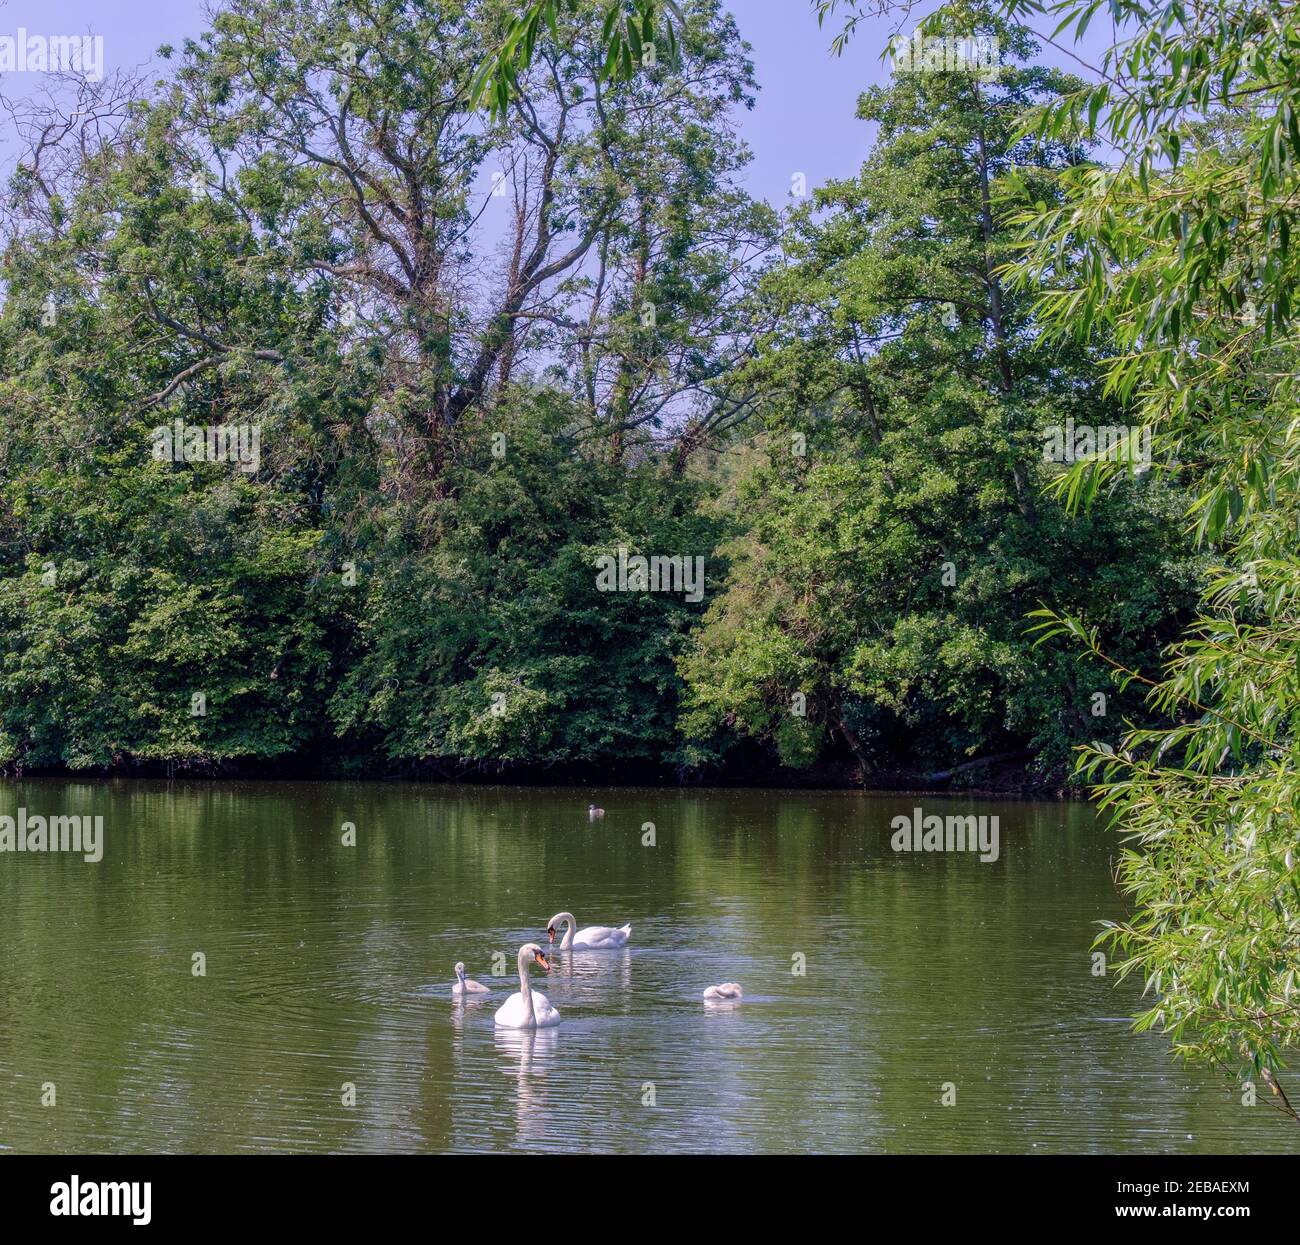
547,926 -> 555,944
533,950 -> 551,972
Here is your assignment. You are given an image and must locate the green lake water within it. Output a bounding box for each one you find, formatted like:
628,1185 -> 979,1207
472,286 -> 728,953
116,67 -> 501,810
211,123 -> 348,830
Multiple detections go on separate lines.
0,779 -> 1294,1154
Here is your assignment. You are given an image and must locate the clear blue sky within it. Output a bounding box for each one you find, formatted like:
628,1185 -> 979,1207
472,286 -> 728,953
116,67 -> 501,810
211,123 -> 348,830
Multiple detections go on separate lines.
0,1 -> 1114,201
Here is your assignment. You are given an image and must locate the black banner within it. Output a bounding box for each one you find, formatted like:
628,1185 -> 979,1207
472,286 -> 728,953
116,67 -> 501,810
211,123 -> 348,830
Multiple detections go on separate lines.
0,1154 -> 1288,1231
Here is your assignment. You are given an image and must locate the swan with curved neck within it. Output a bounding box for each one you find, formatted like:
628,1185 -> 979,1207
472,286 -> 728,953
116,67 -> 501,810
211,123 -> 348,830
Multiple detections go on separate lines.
494,943 -> 561,1028
546,911 -> 632,951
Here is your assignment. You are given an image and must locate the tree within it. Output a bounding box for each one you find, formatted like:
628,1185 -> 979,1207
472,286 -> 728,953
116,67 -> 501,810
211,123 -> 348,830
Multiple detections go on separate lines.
328,388 -> 720,770
0,0 -> 760,775
0,156 -> 356,769
138,0 -> 763,474
677,4 -> 1199,781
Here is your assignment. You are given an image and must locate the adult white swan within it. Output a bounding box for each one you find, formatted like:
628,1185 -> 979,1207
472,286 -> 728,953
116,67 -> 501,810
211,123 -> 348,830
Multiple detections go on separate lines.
452,962 -> 489,996
546,912 -> 632,950
494,943 -> 562,1028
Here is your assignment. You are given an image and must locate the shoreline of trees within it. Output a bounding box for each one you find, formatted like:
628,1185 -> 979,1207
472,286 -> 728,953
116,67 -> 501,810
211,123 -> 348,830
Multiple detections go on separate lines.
0,1 -> 1196,793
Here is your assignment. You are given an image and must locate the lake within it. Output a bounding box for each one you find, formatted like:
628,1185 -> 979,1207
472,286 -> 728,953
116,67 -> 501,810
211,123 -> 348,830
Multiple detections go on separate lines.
0,779 -> 1294,1154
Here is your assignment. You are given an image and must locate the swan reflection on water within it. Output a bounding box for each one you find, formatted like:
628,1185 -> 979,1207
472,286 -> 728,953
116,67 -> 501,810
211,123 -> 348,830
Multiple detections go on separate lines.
449,987 -> 492,1034
702,995 -> 743,1014
495,1025 -> 561,1144
547,941 -> 634,1004
494,1023 -> 561,1067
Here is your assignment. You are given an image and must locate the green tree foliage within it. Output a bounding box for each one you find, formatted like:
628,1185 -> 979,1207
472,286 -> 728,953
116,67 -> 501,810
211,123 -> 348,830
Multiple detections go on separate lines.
0,107 -> 361,770
330,391 -> 718,768
0,0 -> 754,774
472,0 -> 685,115
678,7 -> 1200,778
